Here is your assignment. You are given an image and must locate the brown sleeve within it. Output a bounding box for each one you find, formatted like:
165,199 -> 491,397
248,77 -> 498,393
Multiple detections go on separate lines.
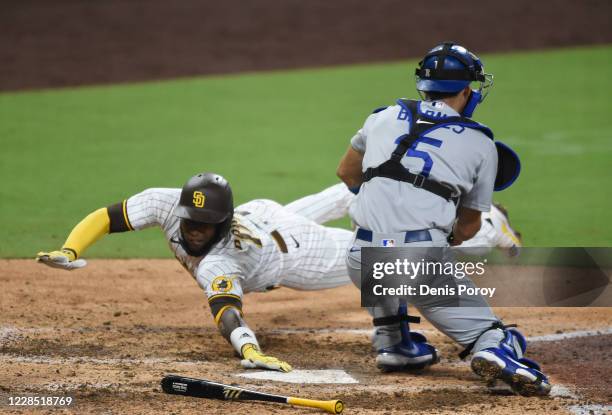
107,200 -> 134,233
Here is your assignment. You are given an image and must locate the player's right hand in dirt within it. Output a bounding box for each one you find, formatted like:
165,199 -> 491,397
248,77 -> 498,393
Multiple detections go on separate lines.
240,344 -> 292,372
36,249 -> 87,270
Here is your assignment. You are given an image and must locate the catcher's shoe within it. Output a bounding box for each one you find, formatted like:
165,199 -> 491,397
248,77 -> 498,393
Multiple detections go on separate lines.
471,328 -> 551,396
376,332 -> 439,372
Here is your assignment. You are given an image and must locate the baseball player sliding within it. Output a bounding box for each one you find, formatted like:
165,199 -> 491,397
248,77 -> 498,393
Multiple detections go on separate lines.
37,173 -> 355,372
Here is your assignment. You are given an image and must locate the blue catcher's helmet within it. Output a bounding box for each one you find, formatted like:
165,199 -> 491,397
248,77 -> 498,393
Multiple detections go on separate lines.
415,42 -> 493,117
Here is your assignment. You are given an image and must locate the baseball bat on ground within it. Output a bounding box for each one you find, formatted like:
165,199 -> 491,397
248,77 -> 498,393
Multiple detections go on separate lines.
161,374 -> 344,414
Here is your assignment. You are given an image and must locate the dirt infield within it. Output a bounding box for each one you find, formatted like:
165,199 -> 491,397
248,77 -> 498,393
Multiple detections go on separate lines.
2,0 -> 611,91
1,259 -> 610,414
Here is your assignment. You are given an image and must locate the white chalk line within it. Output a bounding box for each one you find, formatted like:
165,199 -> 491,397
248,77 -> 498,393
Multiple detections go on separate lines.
528,327 -> 612,342
550,384 -> 579,399
270,326 -> 612,344
567,404 -> 612,415
268,328 -> 375,335
45,382 -> 118,392
0,354 -> 201,366
351,382 -> 578,398
269,326 -> 612,343
3,325 -> 612,342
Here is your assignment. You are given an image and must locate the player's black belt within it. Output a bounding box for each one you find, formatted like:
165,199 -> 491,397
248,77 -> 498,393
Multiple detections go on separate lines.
356,227 -> 432,244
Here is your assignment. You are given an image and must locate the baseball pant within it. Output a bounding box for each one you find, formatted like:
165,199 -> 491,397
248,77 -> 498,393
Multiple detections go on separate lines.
346,228 -> 504,352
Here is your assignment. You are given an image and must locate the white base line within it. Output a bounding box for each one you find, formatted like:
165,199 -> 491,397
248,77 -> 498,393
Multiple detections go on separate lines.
3,326 -> 611,342
0,354 -> 200,366
268,326 -> 612,343
567,404 -> 612,415
268,328 -> 426,335
528,327 -> 612,342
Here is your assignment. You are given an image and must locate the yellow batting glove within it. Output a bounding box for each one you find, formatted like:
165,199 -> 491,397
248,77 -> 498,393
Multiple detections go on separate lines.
240,344 -> 292,372
36,249 -> 87,270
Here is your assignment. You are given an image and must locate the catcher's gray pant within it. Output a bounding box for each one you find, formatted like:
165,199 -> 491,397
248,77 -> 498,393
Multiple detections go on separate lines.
346,228 -> 504,353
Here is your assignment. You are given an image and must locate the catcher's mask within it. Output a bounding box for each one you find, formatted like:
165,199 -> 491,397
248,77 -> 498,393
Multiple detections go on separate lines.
173,172 -> 233,257
415,42 -> 493,117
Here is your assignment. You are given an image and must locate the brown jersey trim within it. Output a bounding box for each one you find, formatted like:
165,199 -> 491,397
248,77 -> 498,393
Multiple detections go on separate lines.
270,230 -> 288,253
122,200 -> 134,231
213,305 -> 243,326
209,294 -> 243,319
107,200 -> 134,233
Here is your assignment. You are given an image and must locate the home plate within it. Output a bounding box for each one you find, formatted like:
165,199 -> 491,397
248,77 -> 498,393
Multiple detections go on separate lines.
237,369 -> 359,384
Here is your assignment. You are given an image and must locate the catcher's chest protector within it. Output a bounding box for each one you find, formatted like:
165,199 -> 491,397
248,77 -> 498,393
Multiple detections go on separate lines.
363,99 -> 519,198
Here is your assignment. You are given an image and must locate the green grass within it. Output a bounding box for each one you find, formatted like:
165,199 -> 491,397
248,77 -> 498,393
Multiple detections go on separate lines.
1,45 -> 611,257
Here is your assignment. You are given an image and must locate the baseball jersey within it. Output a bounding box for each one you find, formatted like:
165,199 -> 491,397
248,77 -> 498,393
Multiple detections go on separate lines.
349,100 -> 498,233
121,186 -> 353,304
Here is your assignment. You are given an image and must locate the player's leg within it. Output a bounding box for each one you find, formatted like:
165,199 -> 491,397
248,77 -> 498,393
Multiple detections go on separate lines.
413,287 -> 551,396
283,183 -> 354,224
280,226 -> 353,290
345,240 -> 400,348
345,236 -> 438,371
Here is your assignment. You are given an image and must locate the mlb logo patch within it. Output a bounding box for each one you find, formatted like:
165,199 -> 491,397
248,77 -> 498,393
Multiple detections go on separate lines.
382,239 -> 395,247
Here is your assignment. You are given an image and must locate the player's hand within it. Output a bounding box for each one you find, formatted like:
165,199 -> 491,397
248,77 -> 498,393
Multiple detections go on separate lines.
36,249 -> 87,270
240,344 -> 292,372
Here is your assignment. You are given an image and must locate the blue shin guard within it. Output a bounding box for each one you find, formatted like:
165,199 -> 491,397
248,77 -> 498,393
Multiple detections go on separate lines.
376,304 -> 439,372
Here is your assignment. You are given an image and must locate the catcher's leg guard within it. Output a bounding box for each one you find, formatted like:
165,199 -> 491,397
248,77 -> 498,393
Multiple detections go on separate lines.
471,327 -> 551,396
375,304 -> 439,372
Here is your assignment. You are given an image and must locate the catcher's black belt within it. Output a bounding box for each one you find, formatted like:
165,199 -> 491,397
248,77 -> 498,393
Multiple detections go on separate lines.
355,227 -> 432,244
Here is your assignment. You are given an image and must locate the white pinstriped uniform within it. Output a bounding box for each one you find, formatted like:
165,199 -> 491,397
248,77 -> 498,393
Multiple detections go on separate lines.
124,184 -> 354,301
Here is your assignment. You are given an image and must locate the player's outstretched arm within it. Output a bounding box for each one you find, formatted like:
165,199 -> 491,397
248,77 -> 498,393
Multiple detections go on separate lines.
213,303 -> 292,372
36,207 -> 111,270
36,198 -> 139,270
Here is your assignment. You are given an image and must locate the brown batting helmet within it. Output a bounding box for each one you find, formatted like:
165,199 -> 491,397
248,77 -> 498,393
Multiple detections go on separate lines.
174,172 -> 233,223
173,172 -> 234,256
